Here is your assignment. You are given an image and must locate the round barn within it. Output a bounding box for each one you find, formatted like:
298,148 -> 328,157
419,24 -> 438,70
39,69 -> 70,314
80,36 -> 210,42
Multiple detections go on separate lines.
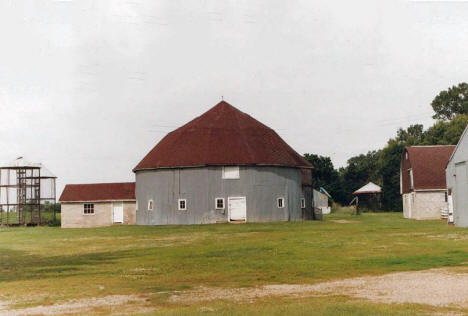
133,101 -> 315,225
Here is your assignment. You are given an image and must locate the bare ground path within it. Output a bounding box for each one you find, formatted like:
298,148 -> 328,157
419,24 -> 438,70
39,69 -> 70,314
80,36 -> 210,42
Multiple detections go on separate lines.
169,267 -> 468,308
1,267 -> 467,315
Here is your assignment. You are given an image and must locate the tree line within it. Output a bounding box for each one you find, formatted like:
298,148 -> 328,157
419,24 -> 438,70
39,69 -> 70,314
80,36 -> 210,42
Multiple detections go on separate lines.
304,82 -> 468,211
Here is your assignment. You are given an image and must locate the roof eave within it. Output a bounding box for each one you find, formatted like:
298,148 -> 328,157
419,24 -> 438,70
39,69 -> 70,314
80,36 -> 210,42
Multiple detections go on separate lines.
133,163 -> 313,172
60,199 -> 136,203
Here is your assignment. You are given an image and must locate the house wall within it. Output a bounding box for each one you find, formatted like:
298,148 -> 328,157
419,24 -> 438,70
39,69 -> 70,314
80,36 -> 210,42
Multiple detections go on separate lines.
313,189 -> 328,216
135,166 -> 307,225
446,132 -> 468,227
402,191 -> 446,220
61,201 -> 136,228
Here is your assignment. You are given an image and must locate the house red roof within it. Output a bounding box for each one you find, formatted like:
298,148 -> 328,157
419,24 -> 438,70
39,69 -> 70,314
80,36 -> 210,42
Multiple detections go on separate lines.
401,146 -> 455,193
134,101 -> 313,171
59,182 -> 135,202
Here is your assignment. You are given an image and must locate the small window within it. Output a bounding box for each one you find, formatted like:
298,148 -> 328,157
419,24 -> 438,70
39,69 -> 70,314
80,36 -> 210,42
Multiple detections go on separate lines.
83,203 -> 94,215
277,197 -> 285,208
216,198 -> 225,210
148,200 -> 153,211
405,152 -> 408,160
301,198 -> 306,209
445,191 -> 448,202
408,169 -> 414,189
222,166 -> 240,179
178,199 -> 187,211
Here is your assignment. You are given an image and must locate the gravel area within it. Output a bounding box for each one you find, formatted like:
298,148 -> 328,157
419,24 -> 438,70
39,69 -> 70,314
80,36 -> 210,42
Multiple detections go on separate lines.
170,267 -> 468,308
0,295 -> 146,316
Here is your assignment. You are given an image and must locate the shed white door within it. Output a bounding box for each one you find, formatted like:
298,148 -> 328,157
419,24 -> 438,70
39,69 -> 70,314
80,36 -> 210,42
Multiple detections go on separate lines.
229,197 -> 246,221
113,202 -> 124,223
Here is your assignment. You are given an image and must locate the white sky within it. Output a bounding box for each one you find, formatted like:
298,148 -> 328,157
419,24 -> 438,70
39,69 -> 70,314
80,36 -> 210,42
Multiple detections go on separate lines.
1,0 -> 468,196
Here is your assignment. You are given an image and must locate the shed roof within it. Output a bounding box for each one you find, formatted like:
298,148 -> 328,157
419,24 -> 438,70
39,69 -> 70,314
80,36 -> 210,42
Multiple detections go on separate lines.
353,182 -> 381,195
59,182 -> 135,202
405,145 -> 455,190
134,101 -> 313,171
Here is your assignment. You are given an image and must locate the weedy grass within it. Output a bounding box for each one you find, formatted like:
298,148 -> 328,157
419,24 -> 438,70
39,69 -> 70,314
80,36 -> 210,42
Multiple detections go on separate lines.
0,212 -> 466,314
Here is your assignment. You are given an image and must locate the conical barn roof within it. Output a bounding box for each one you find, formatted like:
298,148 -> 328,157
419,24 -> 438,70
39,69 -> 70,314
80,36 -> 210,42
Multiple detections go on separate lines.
134,101 -> 313,171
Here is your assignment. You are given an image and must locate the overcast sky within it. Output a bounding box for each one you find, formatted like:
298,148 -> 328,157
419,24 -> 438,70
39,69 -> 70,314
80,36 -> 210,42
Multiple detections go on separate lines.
1,0 -> 468,195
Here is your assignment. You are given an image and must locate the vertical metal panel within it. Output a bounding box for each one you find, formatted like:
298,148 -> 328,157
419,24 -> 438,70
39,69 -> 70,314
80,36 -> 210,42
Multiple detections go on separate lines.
135,166 -> 306,225
447,130 -> 468,228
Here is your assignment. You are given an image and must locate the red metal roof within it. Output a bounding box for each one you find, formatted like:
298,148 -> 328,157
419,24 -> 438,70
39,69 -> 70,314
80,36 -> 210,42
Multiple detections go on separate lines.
59,182 -> 135,202
401,146 -> 455,193
134,101 -> 313,171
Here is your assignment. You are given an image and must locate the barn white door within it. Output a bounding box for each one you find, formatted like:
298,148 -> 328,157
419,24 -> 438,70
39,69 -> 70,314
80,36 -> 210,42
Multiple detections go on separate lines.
407,194 -> 412,218
113,202 -> 124,223
228,197 -> 246,222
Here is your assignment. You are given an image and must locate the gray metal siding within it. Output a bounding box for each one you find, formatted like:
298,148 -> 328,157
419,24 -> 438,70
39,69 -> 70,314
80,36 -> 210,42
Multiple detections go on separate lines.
447,130 -> 468,228
135,166 -> 307,225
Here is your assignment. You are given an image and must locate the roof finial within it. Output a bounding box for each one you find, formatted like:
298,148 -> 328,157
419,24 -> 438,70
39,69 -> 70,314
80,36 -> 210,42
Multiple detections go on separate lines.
221,95 -> 224,101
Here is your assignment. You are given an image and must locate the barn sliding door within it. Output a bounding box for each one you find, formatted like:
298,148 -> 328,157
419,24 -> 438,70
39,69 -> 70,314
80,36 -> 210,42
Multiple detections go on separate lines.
228,197 -> 247,222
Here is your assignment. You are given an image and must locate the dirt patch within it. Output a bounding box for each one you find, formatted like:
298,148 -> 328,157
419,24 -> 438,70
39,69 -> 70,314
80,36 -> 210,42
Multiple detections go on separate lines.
169,267 -> 468,308
330,219 -> 358,224
0,295 -> 147,316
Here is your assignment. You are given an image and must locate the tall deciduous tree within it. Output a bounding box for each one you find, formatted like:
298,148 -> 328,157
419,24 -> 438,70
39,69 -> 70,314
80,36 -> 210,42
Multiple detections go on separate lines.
431,82 -> 468,120
303,154 -> 345,203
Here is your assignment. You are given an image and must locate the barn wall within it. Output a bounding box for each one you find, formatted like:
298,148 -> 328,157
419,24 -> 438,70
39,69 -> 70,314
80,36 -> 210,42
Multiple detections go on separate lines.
403,191 -> 446,220
446,131 -> 468,228
401,149 -> 413,194
61,201 -> 136,228
135,166 -> 306,225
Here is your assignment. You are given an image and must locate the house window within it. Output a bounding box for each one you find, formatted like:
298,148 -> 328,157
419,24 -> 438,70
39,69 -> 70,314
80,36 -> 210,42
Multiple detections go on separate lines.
148,200 -> 153,211
178,199 -> 187,211
408,169 -> 414,189
83,203 -> 94,215
222,166 -> 240,179
215,198 -> 225,210
277,197 -> 285,208
301,198 -> 306,209
445,191 -> 448,202
405,152 -> 408,160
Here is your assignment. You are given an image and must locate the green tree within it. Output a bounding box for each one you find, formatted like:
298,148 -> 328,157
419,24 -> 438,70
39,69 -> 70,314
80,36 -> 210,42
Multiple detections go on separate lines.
422,114 -> 468,145
377,139 -> 405,211
442,114 -> 468,144
303,154 -> 345,203
397,124 -> 424,144
431,82 -> 468,120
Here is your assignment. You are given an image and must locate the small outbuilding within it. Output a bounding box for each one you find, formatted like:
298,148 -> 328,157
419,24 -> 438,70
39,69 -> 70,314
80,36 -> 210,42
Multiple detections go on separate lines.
60,182 -> 136,228
446,126 -> 468,227
401,146 -> 455,220
352,182 -> 381,212
133,101 -> 315,225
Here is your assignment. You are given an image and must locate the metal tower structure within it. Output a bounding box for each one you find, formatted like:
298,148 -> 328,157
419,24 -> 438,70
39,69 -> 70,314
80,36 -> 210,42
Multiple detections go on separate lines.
0,157 -> 57,226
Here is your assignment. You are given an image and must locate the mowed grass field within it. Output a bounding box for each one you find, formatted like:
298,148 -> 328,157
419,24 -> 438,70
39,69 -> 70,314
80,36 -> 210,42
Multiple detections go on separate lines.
0,212 -> 467,315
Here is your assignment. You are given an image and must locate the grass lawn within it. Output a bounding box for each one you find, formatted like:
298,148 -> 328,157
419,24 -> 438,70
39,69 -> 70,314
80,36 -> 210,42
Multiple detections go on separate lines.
0,212 -> 466,315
